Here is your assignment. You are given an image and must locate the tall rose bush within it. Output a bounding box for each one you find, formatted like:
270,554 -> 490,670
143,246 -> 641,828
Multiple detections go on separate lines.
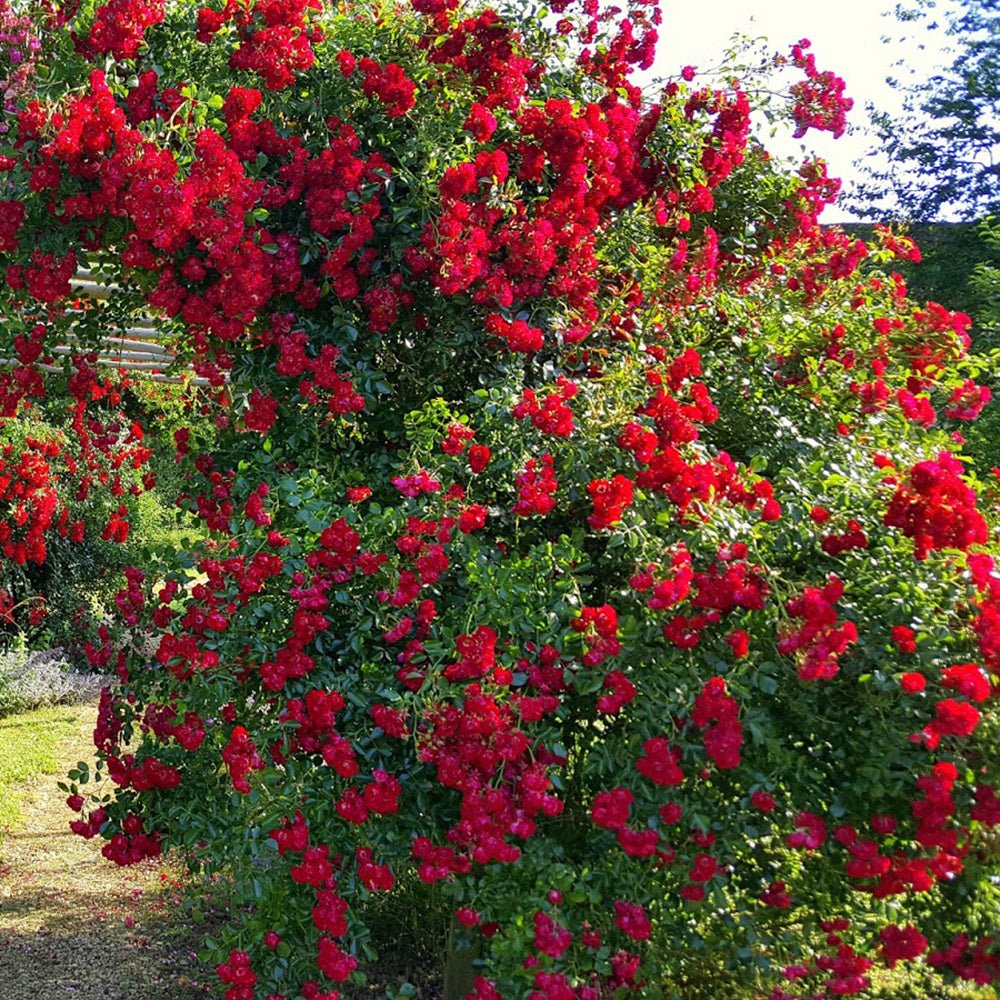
0,0 -> 996,996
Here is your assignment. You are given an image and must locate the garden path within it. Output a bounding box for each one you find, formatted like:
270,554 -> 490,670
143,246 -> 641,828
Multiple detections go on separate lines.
0,699 -> 211,999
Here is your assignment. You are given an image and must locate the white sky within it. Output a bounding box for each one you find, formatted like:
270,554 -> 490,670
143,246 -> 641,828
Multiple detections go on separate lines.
653,0 -> 958,221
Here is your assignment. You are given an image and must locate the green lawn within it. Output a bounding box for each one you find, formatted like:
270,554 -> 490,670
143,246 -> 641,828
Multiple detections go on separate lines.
0,702 -> 86,831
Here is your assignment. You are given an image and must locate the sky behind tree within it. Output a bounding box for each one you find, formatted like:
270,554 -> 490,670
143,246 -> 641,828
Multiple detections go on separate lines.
655,0 -> 958,220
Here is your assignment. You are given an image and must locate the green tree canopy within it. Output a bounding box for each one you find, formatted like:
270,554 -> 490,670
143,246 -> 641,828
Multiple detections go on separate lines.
849,0 -> 1000,222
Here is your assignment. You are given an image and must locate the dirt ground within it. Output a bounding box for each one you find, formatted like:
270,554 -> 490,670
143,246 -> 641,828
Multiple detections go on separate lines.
0,700 -> 213,1000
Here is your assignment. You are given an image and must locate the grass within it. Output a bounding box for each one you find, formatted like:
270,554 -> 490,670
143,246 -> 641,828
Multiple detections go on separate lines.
0,701 -> 87,830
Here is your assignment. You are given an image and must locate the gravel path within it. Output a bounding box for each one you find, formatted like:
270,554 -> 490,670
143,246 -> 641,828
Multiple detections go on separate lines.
0,700 -> 213,999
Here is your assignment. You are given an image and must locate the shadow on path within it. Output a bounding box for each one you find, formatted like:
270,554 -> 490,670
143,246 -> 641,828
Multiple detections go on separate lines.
0,701 -> 212,1000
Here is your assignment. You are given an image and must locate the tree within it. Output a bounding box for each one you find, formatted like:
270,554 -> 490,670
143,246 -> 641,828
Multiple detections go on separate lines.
849,0 -> 1000,222
0,2 -> 997,999
847,2 -> 1000,478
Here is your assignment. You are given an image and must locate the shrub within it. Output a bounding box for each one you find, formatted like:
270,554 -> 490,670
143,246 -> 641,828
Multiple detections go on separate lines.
0,2 -> 996,999
0,398 -> 181,656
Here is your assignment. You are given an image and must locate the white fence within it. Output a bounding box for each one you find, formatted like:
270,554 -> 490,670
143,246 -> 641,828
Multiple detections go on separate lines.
13,268 -> 214,386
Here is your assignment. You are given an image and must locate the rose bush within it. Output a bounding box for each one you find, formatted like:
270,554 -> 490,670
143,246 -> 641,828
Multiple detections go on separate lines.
0,0 -> 996,997
0,383 -> 184,650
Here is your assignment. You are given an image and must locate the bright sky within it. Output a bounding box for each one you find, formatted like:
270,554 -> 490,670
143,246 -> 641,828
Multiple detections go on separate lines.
654,0 -> 957,221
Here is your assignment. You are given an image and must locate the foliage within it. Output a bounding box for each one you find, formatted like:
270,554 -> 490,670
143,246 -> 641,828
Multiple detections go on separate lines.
841,222 -> 999,317
969,216 -> 1000,333
0,0 -> 196,655
0,391 -> 194,654
848,0 -> 1000,222
0,1 -> 994,999
842,220 -> 1000,475
960,217 -> 1000,473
